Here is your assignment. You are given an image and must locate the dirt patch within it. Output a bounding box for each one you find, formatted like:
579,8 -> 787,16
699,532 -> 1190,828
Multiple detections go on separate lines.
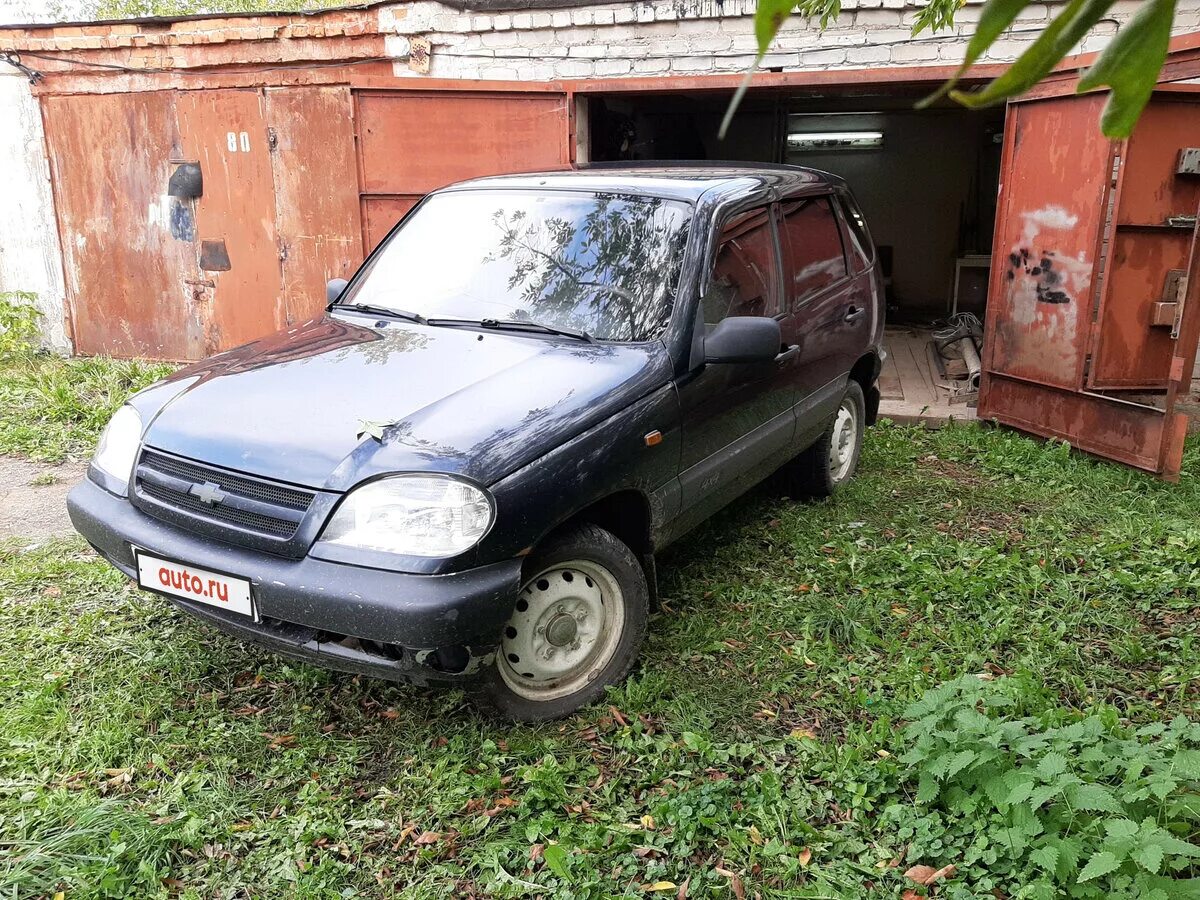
917,452 -> 990,487
0,456 -> 86,542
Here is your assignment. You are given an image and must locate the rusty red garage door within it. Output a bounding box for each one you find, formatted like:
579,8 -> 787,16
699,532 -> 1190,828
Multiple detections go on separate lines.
980,85 -> 1200,479
43,86 -> 361,360
353,89 -> 573,253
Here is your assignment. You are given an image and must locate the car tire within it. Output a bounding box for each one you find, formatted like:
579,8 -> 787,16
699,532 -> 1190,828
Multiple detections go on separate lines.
474,523 -> 649,722
785,379 -> 866,498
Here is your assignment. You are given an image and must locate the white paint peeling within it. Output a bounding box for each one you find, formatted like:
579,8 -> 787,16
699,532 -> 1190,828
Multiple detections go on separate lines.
0,69 -> 69,352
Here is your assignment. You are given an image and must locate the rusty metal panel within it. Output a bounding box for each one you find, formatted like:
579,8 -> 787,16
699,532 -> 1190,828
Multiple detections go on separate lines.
362,196 -> 418,255
984,92 -> 1111,391
265,86 -> 361,325
980,89 -> 1200,479
177,88 -> 282,354
355,91 -> 571,196
1088,97 -> 1200,388
42,91 -> 200,359
981,375 -> 1173,472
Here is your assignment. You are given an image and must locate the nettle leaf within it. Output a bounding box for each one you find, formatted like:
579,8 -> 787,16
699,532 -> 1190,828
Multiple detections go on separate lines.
1076,0 -> 1175,137
947,749 -> 978,779
950,0 -> 1115,109
1078,849 -> 1122,882
1133,843 -> 1166,874
1037,753 -> 1069,781
1104,819 -> 1141,844
1173,750 -> 1200,781
917,772 -> 940,804
1031,844 -> 1060,873
1071,784 -> 1124,813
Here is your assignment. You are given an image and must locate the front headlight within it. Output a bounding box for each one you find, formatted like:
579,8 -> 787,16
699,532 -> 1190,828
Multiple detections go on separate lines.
92,404 -> 143,494
319,475 -> 494,558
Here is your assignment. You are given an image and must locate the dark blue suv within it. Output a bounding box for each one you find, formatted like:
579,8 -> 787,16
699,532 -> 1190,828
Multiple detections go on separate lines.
69,165 -> 884,720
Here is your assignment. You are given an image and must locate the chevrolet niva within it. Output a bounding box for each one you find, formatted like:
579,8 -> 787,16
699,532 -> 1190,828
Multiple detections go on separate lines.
69,165 -> 884,721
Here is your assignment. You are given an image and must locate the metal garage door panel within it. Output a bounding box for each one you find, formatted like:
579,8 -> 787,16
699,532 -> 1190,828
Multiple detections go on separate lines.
984,92 -> 1111,391
42,92 -> 199,359
1088,97 -> 1200,389
362,196 -> 419,254
980,89 -> 1200,479
177,89 -> 282,353
265,86 -> 361,325
355,92 -> 571,196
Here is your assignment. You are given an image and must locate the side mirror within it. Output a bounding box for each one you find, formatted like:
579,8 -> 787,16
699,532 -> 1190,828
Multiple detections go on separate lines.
704,316 -> 781,364
327,278 -> 349,305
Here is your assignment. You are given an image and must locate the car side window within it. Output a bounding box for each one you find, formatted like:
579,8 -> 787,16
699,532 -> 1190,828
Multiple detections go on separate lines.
836,192 -> 873,273
701,205 -> 782,324
779,195 -> 848,305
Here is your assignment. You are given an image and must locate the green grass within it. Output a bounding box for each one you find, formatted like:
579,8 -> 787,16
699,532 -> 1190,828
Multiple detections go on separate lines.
2,412 -> 1198,898
0,354 -> 174,463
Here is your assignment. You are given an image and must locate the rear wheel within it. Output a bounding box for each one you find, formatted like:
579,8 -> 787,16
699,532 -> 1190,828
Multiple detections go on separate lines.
475,524 -> 648,721
784,380 -> 865,498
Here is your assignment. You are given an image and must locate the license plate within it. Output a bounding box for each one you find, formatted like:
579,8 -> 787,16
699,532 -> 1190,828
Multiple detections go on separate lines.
135,550 -> 254,618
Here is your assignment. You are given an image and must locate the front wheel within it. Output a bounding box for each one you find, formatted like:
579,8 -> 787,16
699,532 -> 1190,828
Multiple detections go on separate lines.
474,524 -> 649,722
784,380 -> 866,498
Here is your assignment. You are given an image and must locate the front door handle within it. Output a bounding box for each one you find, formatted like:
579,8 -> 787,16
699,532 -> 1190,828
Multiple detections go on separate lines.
844,305 -> 866,323
776,344 -> 801,363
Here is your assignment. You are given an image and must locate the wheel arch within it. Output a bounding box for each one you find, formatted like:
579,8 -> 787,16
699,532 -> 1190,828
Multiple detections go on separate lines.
849,351 -> 882,426
539,489 -> 658,605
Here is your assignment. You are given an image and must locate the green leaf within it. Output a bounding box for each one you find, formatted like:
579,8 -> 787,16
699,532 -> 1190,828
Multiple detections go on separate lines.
542,843 -> 571,881
1134,843 -> 1166,874
950,0 -> 1115,109
356,419 -> 395,442
1031,844 -> 1060,872
1173,750 -> 1200,780
947,749 -> 978,779
1071,784 -> 1124,813
1078,849 -> 1122,882
1104,819 -> 1140,843
917,772 -> 940,804
1076,0 -> 1175,137
918,0 -> 1029,106
1038,752 -> 1069,780
755,0 -> 797,54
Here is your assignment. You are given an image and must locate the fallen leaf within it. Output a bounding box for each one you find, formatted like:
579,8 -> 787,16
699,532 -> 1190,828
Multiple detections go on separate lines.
412,831 -> 441,845
677,878 -> 690,899
610,705 -> 628,726
904,865 -> 938,885
640,814 -> 656,830
929,864 -> 957,883
529,843 -> 544,861
748,824 -> 763,845
798,847 -> 812,867
643,882 -> 676,892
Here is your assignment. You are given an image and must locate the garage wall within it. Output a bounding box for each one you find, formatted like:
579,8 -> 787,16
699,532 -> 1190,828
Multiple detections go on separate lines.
0,69 -> 69,352
384,0 -> 1200,82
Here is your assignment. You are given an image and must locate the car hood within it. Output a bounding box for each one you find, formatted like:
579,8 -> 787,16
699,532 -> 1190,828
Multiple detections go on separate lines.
139,315 -> 673,491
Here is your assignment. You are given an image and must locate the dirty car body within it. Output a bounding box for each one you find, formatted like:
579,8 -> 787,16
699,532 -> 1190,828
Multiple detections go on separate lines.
69,165 -> 885,718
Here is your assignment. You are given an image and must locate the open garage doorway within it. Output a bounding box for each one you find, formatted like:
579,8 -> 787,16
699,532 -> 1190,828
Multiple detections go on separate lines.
584,88 -> 1007,423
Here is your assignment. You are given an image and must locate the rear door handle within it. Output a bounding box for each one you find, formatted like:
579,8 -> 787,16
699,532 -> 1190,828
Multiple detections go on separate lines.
844,305 -> 866,323
776,344 -> 800,363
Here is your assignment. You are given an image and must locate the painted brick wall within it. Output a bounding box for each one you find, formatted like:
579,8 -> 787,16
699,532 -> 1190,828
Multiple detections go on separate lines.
379,0 -> 1200,81
0,69 -> 68,352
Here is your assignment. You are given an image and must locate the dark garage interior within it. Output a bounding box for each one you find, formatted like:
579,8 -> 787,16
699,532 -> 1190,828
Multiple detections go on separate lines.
588,89 -> 1008,420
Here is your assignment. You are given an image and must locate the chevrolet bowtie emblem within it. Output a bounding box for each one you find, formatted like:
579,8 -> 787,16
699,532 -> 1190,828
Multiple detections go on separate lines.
189,480 -> 228,506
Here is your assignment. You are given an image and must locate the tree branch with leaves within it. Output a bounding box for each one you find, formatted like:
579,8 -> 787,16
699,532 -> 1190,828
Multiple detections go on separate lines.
741,0 -> 1180,138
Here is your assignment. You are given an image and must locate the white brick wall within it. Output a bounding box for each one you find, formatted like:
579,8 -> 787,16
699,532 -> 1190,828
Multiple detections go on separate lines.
383,0 -> 1200,81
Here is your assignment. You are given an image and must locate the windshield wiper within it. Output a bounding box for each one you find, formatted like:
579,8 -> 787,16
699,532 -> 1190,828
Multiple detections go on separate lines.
332,302 -> 427,326
426,317 -> 595,343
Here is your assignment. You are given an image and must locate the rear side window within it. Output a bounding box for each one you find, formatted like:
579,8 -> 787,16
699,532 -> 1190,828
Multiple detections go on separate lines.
701,206 -> 782,323
837,192 -> 873,273
779,196 -> 847,305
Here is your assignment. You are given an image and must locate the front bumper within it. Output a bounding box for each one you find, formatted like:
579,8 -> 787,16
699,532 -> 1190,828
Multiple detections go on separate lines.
67,477 -> 523,685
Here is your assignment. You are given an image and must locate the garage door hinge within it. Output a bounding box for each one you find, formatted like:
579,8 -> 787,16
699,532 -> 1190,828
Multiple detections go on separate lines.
267,127 -> 278,152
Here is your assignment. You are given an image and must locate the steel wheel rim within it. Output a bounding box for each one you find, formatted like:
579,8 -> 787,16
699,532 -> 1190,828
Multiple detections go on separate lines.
828,395 -> 859,483
498,559 -> 625,702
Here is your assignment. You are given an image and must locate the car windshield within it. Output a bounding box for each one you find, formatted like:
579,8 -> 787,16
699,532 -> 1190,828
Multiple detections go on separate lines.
338,189 -> 692,342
